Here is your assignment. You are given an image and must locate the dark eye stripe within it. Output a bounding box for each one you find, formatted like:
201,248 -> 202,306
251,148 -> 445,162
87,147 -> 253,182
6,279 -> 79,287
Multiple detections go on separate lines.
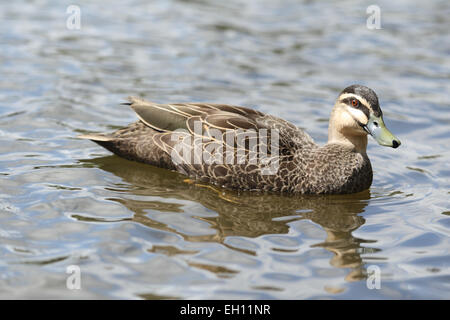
341,98 -> 370,119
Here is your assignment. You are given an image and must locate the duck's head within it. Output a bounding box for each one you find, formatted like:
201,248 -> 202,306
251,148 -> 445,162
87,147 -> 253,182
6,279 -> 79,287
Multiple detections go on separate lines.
328,84 -> 401,151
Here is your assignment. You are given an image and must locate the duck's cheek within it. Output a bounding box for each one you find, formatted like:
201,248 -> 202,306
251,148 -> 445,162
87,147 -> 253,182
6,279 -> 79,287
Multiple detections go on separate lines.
336,110 -> 364,135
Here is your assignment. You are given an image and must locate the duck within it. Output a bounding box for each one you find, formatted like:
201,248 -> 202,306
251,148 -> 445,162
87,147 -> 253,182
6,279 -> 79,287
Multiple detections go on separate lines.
79,84 -> 401,194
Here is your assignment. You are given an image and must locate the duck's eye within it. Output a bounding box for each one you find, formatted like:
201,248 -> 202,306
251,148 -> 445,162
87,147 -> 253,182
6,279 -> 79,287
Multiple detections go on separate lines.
351,99 -> 359,107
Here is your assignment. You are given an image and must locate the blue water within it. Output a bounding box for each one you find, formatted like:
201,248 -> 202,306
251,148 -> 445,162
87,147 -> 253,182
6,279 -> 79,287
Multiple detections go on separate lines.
0,0 -> 449,299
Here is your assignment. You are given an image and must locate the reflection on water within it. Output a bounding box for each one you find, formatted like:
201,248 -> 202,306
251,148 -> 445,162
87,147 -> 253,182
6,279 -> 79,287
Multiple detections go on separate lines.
81,155 -> 373,284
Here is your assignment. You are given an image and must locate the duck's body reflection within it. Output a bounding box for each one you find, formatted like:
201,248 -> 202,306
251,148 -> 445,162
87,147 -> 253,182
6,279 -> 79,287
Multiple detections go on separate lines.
81,156 -> 377,283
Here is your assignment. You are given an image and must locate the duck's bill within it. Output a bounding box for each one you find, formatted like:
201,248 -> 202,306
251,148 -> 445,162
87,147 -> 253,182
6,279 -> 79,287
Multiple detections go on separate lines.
364,115 -> 401,148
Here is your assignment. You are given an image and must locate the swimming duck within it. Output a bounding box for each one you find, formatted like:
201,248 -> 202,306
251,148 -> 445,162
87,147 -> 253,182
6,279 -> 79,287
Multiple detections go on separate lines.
79,84 -> 401,194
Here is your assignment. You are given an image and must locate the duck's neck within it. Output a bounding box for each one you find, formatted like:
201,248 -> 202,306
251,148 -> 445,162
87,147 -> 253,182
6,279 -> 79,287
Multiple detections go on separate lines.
327,111 -> 368,154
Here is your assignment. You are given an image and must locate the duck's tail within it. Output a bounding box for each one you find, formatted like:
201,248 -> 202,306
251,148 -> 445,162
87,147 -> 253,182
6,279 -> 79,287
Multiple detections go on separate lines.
77,133 -> 121,156
78,134 -> 113,142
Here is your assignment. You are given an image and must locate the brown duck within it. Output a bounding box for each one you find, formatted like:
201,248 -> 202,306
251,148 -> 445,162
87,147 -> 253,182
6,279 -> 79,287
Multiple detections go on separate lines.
79,85 -> 401,194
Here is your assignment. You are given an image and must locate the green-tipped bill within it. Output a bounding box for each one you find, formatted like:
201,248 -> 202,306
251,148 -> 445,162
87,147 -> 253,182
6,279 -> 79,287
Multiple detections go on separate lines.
364,115 -> 401,148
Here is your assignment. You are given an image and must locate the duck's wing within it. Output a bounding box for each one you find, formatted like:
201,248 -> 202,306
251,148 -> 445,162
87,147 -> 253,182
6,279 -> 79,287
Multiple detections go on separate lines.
126,96 -> 316,151
79,97 -> 317,185
125,96 -> 263,132
124,97 -> 271,161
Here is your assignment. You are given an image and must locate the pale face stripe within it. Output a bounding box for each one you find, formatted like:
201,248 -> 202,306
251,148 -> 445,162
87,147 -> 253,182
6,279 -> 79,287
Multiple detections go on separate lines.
345,105 -> 369,124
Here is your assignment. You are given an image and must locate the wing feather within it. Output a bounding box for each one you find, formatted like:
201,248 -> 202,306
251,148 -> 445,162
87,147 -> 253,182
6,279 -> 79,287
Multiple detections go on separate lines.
125,97 -> 316,165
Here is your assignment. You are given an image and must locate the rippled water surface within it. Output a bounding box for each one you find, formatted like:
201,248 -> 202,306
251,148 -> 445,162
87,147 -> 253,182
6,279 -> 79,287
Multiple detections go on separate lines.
0,0 -> 449,299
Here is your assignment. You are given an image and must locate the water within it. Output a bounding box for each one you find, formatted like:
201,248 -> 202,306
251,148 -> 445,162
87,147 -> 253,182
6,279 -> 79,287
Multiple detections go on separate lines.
0,0 -> 449,299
